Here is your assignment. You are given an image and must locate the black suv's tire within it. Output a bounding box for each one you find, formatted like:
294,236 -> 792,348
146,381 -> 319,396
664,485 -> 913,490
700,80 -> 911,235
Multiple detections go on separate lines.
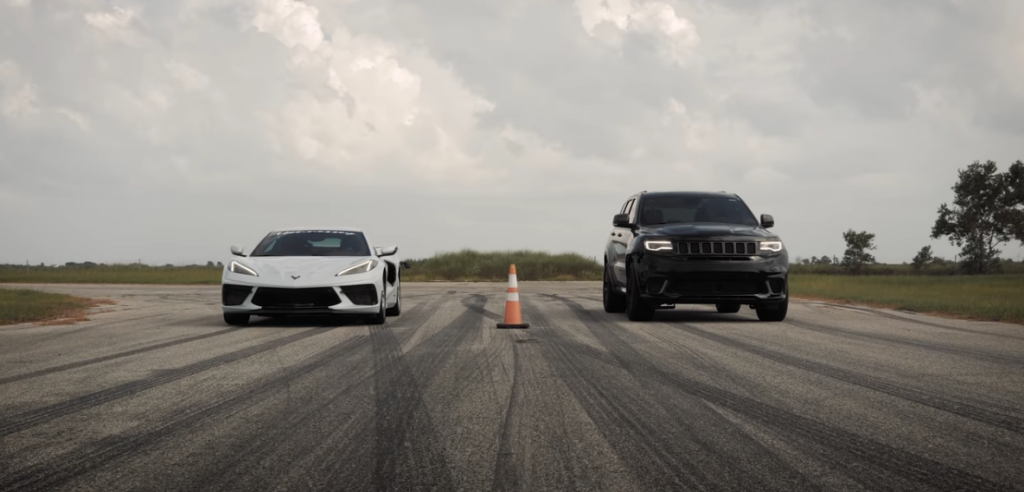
716,303 -> 741,313
386,281 -> 402,317
625,265 -> 655,322
603,263 -> 626,313
223,313 -> 250,326
756,298 -> 788,322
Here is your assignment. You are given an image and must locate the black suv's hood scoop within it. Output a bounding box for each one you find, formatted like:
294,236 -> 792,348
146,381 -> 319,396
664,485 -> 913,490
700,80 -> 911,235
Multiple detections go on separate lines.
641,223 -> 772,238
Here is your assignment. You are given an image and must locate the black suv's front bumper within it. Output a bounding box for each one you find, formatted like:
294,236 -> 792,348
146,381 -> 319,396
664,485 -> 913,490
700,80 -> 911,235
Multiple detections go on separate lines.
632,253 -> 788,306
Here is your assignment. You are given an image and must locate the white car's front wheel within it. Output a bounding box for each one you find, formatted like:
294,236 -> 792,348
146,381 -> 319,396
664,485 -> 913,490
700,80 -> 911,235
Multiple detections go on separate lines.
386,281 -> 401,317
367,283 -> 386,325
224,313 -> 249,326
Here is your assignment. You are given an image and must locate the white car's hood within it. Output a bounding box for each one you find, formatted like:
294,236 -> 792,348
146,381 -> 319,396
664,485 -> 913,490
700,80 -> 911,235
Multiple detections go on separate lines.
241,256 -> 375,284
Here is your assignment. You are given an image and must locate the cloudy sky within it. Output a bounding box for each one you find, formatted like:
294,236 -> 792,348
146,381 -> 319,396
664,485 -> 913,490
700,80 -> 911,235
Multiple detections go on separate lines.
2,0 -> 1022,266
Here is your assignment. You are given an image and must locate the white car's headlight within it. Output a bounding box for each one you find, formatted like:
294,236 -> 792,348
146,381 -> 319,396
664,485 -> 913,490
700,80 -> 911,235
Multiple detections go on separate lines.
229,260 -> 259,277
759,241 -> 784,253
644,240 -> 674,252
337,259 -> 379,276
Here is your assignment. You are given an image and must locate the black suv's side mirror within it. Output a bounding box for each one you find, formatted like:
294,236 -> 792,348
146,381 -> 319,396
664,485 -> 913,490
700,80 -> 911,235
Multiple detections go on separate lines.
613,213 -> 631,227
400,261 -> 412,269
760,214 -> 775,229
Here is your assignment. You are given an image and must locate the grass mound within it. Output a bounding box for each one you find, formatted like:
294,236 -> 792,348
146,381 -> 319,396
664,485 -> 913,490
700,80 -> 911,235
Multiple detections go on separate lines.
0,289 -> 108,326
403,249 -> 602,282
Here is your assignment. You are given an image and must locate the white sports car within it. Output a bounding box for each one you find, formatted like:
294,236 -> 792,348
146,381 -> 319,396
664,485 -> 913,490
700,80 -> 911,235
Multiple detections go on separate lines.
220,227 -> 405,326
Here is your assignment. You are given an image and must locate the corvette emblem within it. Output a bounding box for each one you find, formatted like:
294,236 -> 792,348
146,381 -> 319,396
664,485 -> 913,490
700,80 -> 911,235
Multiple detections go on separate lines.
291,275 -> 301,280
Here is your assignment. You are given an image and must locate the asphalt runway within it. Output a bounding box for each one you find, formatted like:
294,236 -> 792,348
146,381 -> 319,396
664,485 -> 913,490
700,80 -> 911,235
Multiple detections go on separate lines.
1,282 -> 1023,492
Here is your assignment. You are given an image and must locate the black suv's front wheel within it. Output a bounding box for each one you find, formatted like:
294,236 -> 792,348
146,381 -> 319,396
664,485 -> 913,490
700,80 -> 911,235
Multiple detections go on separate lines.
625,265 -> 655,322
756,298 -> 788,321
603,262 -> 626,313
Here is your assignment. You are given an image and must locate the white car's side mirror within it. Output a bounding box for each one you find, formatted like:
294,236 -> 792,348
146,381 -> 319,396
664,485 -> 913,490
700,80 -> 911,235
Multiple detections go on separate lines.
378,245 -> 398,257
230,245 -> 245,257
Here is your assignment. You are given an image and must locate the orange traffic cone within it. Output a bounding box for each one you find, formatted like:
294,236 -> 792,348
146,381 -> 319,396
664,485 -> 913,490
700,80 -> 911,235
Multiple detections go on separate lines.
497,264 -> 530,329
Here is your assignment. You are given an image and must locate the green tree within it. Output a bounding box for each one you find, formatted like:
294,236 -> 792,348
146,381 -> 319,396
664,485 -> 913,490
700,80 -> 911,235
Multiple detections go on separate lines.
931,160 -> 1020,274
911,245 -> 934,271
1006,160 -> 1024,243
816,255 -> 833,265
841,229 -> 876,273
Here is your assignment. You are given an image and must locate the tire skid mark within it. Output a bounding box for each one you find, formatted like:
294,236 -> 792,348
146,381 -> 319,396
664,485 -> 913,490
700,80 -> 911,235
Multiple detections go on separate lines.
0,312 -> 172,349
185,341 -> 378,492
0,328 -> 240,386
810,303 -> 1024,340
296,293 -> 484,489
491,336 -> 524,492
388,290 -> 456,348
527,309 -> 727,490
0,334 -> 372,492
540,297 -> 811,492
365,294 -> 487,491
787,317 -> 1024,367
673,323 -> 1024,436
463,295 -> 503,322
0,327 -> 333,438
550,298 -> 1017,492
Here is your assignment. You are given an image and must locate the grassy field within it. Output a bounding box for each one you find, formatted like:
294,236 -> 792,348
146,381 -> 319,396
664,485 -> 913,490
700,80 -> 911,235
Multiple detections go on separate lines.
790,274 -> 1024,323
0,289 -> 105,326
0,265 -> 221,284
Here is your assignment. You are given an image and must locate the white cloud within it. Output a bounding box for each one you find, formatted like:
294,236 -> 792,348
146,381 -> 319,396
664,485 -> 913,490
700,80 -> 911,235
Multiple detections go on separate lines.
84,5 -> 144,45
84,6 -> 136,30
252,0 -> 325,52
0,60 -> 39,120
248,1 -> 500,186
574,0 -> 699,64
165,61 -> 209,91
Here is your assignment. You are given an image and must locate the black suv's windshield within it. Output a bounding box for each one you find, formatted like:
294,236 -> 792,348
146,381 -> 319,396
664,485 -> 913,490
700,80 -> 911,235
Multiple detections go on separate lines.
250,230 -> 372,257
639,195 -> 759,226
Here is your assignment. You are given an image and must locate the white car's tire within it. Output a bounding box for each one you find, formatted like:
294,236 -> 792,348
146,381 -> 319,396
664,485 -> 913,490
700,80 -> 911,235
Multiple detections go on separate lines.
224,313 -> 250,326
386,281 -> 402,317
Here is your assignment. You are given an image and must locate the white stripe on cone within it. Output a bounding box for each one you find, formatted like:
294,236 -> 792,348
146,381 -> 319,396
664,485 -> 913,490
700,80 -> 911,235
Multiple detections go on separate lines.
508,274 -> 518,288
506,292 -> 520,302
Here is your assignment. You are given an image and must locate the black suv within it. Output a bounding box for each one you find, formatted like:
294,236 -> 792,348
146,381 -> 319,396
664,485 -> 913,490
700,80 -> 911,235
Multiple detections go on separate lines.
602,191 -> 789,321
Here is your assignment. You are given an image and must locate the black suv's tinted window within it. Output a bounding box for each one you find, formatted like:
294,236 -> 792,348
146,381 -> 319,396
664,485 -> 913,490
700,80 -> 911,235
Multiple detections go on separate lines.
251,230 -> 371,257
639,195 -> 758,226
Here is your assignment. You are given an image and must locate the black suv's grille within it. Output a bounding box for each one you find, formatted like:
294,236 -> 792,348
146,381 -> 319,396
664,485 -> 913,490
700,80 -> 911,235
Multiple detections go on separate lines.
222,284 -> 252,306
680,241 -> 757,255
340,284 -> 378,306
667,280 -> 764,295
251,287 -> 341,309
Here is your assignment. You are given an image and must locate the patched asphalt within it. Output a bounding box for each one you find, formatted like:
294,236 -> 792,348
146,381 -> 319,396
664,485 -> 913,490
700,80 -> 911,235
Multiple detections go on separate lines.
1,282 -> 1023,491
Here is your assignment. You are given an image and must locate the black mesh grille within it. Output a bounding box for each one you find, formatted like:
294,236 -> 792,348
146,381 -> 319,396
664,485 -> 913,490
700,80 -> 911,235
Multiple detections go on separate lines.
680,241 -> 756,255
667,280 -> 763,295
340,284 -> 378,306
768,278 -> 785,294
222,285 -> 252,306
251,287 -> 341,309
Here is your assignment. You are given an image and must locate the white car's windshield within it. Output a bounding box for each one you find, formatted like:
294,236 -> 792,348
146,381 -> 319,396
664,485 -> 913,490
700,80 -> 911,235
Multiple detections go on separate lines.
250,230 -> 372,257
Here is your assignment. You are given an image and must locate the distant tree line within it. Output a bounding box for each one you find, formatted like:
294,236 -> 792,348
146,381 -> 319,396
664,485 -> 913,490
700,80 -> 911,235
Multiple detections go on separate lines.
793,159 -> 1023,275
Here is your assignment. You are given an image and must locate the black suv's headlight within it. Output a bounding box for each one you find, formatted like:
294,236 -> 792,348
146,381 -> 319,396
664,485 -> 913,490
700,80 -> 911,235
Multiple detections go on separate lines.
759,241 -> 784,253
644,240 -> 674,252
